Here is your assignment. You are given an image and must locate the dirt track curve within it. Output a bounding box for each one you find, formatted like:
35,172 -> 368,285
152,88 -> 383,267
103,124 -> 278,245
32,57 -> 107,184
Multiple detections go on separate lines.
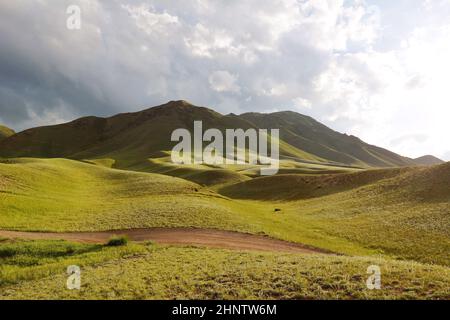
0,228 -> 330,254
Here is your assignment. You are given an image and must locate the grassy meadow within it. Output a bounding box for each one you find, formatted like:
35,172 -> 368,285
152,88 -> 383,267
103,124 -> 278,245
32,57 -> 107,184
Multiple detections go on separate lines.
0,156 -> 449,299
0,238 -> 144,288
1,240 -> 448,300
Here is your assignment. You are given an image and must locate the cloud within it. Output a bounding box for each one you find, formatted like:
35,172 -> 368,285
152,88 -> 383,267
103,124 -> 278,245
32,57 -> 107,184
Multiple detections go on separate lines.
184,23 -> 237,59
208,70 -> 240,93
292,97 -> 312,110
390,134 -> 429,147
441,150 -> 450,161
122,4 -> 179,35
0,0 -> 448,159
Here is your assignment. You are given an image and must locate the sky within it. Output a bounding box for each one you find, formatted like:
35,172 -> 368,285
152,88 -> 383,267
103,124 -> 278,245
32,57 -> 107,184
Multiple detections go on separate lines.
0,0 -> 449,160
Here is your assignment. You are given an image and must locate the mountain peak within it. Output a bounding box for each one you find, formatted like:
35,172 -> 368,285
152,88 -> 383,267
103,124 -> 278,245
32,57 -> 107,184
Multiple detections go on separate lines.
161,100 -> 195,108
413,155 -> 445,166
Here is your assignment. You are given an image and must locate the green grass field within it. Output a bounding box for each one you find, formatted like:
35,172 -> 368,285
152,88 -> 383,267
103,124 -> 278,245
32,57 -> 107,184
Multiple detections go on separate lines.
1,240 -> 448,300
0,158 -> 261,233
2,158 -> 448,262
0,157 -> 449,299
0,238 -> 144,287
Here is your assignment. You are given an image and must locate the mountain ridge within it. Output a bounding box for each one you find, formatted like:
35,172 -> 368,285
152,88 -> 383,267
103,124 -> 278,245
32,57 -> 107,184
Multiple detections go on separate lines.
0,100 -> 442,168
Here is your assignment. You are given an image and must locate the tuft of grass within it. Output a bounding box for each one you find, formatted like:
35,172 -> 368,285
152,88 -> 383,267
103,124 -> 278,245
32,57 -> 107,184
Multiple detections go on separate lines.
106,236 -> 128,247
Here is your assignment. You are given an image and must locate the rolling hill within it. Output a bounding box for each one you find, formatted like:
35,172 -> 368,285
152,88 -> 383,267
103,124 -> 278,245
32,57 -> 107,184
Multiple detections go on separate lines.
0,158 -> 265,233
219,167 -> 414,201
413,155 -> 445,166
0,125 -> 14,141
1,157 -> 448,265
0,100 -> 422,169
229,162 -> 449,264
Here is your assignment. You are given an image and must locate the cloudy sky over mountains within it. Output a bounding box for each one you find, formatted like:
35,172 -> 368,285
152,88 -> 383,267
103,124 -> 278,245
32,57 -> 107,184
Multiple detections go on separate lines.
0,0 -> 449,160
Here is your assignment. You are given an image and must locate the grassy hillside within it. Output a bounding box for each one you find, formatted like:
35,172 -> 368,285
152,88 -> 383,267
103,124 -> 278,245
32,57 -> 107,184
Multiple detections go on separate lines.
0,100 -> 415,169
240,111 -> 415,167
219,167 -> 413,200
0,125 -> 14,141
118,153 -> 359,187
0,158 -> 373,257
1,158 -> 449,265
0,158 -> 262,233
0,157 -> 449,300
1,241 -> 449,300
282,163 -> 450,265
218,163 -> 450,265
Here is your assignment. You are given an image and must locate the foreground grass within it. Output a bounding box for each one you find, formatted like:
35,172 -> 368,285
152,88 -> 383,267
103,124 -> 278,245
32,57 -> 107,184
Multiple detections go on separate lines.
0,239 -> 145,287
0,241 -> 449,300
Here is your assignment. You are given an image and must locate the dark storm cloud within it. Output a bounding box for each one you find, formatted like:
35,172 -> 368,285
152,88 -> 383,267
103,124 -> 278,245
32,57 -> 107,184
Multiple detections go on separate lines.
0,1 -> 115,128
0,0 -> 187,129
0,0 -> 380,131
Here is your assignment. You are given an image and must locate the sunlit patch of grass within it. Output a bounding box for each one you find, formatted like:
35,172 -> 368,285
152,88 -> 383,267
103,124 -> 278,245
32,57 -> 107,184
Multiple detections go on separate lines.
1,245 -> 448,300
0,239 -> 145,287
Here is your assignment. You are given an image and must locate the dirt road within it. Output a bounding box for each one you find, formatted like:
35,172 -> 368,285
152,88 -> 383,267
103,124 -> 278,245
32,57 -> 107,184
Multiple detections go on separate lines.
0,228 -> 329,254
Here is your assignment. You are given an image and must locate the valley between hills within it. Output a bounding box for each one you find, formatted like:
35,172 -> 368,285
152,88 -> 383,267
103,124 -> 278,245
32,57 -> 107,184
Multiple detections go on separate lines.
0,101 -> 448,299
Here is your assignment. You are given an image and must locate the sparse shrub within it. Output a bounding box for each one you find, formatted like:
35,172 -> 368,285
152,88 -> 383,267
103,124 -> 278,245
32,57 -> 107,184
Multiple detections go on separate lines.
0,248 -> 15,258
106,235 -> 128,247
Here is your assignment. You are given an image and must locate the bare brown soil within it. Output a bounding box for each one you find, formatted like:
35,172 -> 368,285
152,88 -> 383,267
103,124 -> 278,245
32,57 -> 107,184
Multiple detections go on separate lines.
0,228 -> 330,254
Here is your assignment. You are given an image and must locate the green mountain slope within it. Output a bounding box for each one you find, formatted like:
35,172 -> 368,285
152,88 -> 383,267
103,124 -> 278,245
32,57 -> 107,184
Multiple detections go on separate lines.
240,111 -> 415,167
0,101 -> 422,169
0,125 -> 15,141
0,101 -> 316,162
